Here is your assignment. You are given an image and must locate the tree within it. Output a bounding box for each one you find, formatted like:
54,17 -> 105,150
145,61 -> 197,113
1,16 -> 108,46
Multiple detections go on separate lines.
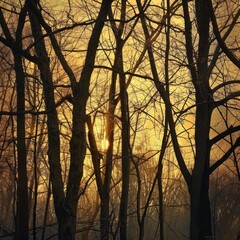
136,0 -> 240,239
0,4 -> 29,239
181,0 -> 239,238
27,0 -> 113,238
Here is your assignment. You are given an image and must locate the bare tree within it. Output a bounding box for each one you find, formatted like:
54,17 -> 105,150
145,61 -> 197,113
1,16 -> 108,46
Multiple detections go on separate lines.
27,0 -> 113,238
0,4 -> 30,239
136,0 -> 240,239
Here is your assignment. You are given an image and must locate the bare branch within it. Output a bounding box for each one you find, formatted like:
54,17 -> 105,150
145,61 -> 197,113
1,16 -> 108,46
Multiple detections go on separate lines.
210,125 -> 240,146
0,9 -> 38,63
209,5 -> 240,72
208,0 -> 240,68
137,0 -> 191,187
86,116 -> 104,199
215,91 -> 240,107
181,0 -> 198,84
28,0 -> 78,87
0,94 -> 72,116
212,80 -> 240,93
209,137 -> 240,174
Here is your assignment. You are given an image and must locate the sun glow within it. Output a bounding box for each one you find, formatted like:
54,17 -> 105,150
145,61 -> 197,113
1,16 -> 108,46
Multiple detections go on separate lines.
101,137 -> 109,151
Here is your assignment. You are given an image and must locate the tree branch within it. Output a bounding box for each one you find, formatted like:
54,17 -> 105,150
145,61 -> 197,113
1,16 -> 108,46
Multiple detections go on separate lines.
209,137 -> 240,174
208,0 -> 240,68
0,9 -> 38,63
86,116 -> 104,199
0,94 -> 72,116
212,80 -> 240,93
137,0 -> 191,187
210,125 -> 240,146
28,0 -> 77,87
214,91 -> 240,107
181,0 -> 198,84
209,5 -> 240,72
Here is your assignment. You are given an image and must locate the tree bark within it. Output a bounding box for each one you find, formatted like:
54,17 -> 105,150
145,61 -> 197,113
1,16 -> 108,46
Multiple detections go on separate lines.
28,4 -> 66,238
0,4 -> 30,239
13,5 -> 29,238
119,44 -> 130,240
14,51 -> 29,240
189,0 -> 213,238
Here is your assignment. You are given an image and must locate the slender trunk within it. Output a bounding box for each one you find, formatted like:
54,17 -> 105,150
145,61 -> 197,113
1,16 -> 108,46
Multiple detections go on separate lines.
87,115 -> 112,240
32,114 -> 39,240
68,2 -> 114,239
158,162 -> 164,240
41,179 -> 51,240
119,47 -> 130,240
190,81 -> 213,240
108,2 -> 130,238
100,143 -> 113,240
200,174 -> 212,238
28,6 -> 66,238
100,196 -> 110,240
14,52 -> 29,240
158,0 -> 171,237
100,66 -> 117,240
66,1 -> 113,237
139,223 -> 144,240
157,117 -> 168,240
100,2 -> 127,237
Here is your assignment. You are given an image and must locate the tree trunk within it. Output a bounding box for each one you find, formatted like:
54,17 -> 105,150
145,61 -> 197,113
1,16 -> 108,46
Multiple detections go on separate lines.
190,172 -> 213,240
14,52 -> 29,240
190,88 -> 213,240
66,1 -> 114,238
41,179 -> 51,240
119,49 -> 130,240
190,72 -> 213,240
158,162 -> 164,240
29,0 -> 113,238
200,175 -> 212,238
183,0 -> 213,238
100,195 -> 110,240
28,5 -> 66,238
87,114 -> 112,240
100,108 -> 115,240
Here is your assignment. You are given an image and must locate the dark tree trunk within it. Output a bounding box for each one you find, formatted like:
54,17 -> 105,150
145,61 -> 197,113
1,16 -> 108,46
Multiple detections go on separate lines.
99,2 -> 127,239
28,0 -> 113,238
190,171 -> 213,240
100,194 -> 110,240
87,115 -> 112,240
119,46 -> 130,240
107,2 -> 131,239
182,0 -> 214,238
190,115 -> 213,240
41,179 -> 51,240
28,4 -> 66,238
200,174 -> 212,238
158,162 -> 164,240
100,53 -> 117,240
65,0 -> 113,238
119,78 -> 130,240
14,51 -> 29,240
4,5 -> 30,239
190,167 -> 213,240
